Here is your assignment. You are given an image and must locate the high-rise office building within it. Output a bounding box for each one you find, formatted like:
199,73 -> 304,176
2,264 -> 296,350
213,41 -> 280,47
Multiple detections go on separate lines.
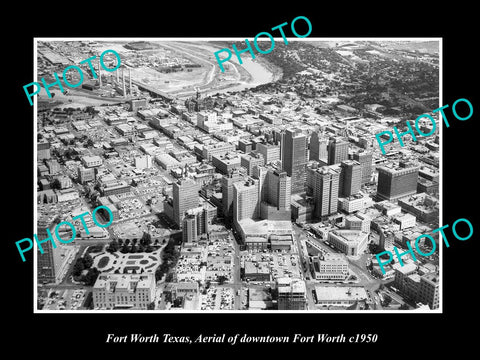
340,160 -> 362,197
240,152 -> 265,176
310,131 -> 328,162
182,214 -> 197,243
281,128 -> 307,194
221,169 -> 244,220
266,170 -> 291,211
233,178 -> 259,223
37,215 -> 76,286
327,137 -> 349,165
352,151 -> 373,184
36,218 -> 58,285
310,166 -> 340,219
377,165 -> 419,201
258,168 -> 292,221
252,165 -> 268,203
173,178 -> 200,228
256,142 -> 280,164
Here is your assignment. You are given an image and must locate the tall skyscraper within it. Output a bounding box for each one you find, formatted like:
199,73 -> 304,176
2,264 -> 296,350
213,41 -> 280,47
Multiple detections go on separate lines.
221,169 -> 245,220
281,128 -> 307,194
340,160 -> 362,197
233,178 -> 259,224
310,131 -> 328,162
182,214 -> 198,243
173,178 -> 200,228
377,165 -> 419,201
252,165 -> 268,203
327,137 -> 349,165
37,218 -> 58,285
310,166 -> 340,219
36,215 -> 76,286
352,151 -> 373,184
233,180 -> 257,225
266,170 -> 291,211
252,165 -> 292,221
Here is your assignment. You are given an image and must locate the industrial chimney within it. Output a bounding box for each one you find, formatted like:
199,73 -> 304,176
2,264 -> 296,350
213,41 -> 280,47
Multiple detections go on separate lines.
97,61 -> 102,87
122,67 -> 126,98
129,68 -> 132,95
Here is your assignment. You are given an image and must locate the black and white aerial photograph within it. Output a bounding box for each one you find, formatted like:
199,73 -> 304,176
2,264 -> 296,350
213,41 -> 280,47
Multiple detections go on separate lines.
6,5 -> 478,355
34,38 -> 441,312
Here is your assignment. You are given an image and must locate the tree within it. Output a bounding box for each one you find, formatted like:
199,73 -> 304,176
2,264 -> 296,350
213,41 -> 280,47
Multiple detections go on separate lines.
217,275 -> 227,285
107,239 -> 119,253
399,303 -> 409,310
86,139 -> 94,148
382,294 -> 392,307
147,302 -> 155,310
72,258 -> 85,277
83,253 -> 94,269
140,232 -> 152,247
173,297 -> 183,308
83,268 -> 100,286
121,244 -> 130,254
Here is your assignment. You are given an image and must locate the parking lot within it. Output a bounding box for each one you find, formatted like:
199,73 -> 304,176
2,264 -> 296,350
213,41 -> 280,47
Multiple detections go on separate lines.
115,197 -> 150,220
111,215 -> 171,240
201,287 -> 234,310
42,288 -> 87,310
242,250 -> 302,282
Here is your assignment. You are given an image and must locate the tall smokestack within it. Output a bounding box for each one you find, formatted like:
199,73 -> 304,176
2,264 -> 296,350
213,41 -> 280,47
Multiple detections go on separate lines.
122,67 -> 126,98
98,61 -> 102,87
129,68 -> 132,95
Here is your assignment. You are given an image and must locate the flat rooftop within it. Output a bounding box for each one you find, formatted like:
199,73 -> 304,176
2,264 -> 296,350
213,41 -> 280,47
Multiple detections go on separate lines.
314,285 -> 367,301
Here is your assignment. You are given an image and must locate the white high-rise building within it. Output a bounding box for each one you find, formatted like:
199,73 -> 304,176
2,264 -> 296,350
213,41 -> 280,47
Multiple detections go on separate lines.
233,178 -> 259,223
173,178 -> 200,228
